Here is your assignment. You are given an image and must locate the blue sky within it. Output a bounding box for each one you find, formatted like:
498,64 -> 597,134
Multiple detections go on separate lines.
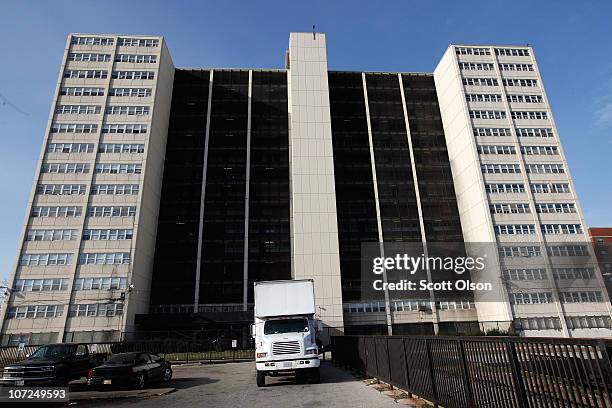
1,0 -> 611,281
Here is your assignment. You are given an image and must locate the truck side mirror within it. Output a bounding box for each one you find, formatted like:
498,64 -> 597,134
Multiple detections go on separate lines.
250,323 -> 255,337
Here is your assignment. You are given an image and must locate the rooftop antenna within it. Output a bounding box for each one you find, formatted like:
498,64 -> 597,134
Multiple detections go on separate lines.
313,25 -> 316,40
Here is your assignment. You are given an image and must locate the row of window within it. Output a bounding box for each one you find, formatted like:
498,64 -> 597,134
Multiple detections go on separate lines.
69,303 -> 124,317
560,291 -> 604,303
47,143 -> 144,154
59,87 -> 152,97
490,202 -> 576,214
83,229 -> 133,240
504,267 -> 595,281
37,183 -> 139,195
41,163 -> 89,174
499,245 -> 589,258
31,206 -> 136,218
63,70 -> 155,80
6,305 -> 63,319
26,229 -> 77,241
70,37 -> 159,47
12,277 -> 128,292
115,54 -> 157,63
485,183 -> 570,194
468,94 -> 543,104
19,252 -> 130,266
463,78 -> 538,87
50,124 -> 148,134
494,224 -> 583,235
68,53 -> 111,62
56,105 -> 100,114
455,47 -> 529,56
343,300 -> 474,313
512,292 -> 608,305
481,163 -> 565,174
460,62 -> 534,71
478,145 -> 559,155
74,277 -> 128,290
470,110 -> 548,120
106,105 -> 150,115
94,163 -> 142,174
516,316 -> 612,331
512,111 -> 548,120
40,163 -> 142,174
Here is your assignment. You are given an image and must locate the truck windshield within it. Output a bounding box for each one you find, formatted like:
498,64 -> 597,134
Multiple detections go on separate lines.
28,345 -> 76,360
264,318 -> 309,334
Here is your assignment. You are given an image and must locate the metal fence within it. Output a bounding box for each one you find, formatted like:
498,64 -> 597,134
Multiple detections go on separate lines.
0,340 -> 255,369
332,335 -> 612,408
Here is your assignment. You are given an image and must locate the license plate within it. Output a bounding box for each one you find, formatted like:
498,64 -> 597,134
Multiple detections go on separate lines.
103,379 -> 112,385
15,380 -> 24,386
283,362 -> 292,368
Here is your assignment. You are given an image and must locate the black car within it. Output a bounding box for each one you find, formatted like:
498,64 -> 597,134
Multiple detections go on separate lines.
87,352 -> 172,389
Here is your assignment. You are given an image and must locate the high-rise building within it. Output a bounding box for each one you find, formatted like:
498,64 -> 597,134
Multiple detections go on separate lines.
1,33 -> 610,346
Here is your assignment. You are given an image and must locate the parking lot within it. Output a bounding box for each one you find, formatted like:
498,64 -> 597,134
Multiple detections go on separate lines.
77,361 -> 403,408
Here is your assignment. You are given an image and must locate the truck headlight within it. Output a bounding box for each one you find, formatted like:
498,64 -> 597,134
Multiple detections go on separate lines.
304,348 -> 317,355
256,352 -> 267,359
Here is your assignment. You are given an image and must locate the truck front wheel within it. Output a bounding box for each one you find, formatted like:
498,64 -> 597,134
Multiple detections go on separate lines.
310,368 -> 320,384
256,370 -> 266,387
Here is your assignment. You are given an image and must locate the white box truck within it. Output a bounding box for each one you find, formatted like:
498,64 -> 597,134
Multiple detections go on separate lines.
252,279 -> 321,387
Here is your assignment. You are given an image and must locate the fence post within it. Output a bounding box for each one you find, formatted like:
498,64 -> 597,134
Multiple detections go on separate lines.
457,339 -> 475,408
507,341 -> 529,408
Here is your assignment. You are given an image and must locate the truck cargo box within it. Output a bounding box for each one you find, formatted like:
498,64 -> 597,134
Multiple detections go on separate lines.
254,279 -> 315,318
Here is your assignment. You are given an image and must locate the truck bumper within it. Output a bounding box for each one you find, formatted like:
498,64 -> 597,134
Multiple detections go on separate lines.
256,356 -> 320,372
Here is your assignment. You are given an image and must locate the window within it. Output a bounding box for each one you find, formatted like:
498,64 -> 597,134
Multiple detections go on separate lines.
512,111 -> 548,120
490,203 -> 530,214
520,146 -> 558,155
13,279 -> 68,292
41,163 -> 90,174
37,184 -> 86,195
503,79 -> 538,87
473,128 -> 511,137
56,105 -> 101,114
485,183 -> 525,193
31,206 -> 82,218
463,78 -> 499,86
117,38 -> 159,47
499,63 -> 534,71
504,268 -> 547,280
68,53 -> 111,62
19,253 -> 72,266
1,332 -> 59,347
47,143 -> 94,153
470,110 -> 507,119
547,245 -> 588,257
60,87 -> 105,97
478,145 -> 516,155
507,94 -> 542,103
74,277 -> 127,290
109,88 -> 152,97
531,183 -> 570,193
82,229 -> 134,240
494,224 -> 535,235
459,62 -> 494,70
466,94 -> 503,102
526,164 -> 564,174
560,291 -> 603,303
63,70 -> 107,79
535,203 -> 576,213
542,224 -> 583,235
499,245 -> 541,257
481,164 -> 521,173
101,124 -> 147,134
94,163 -> 142,174
51,123 -> 97,133
495,48 -> 530,57
90,184 -> 139,195
515,317 -> 560,331
98,144 -> 144,154
552,268 -> 594,280
71,36 -> 114,46
26,229 -> 77,241
516,128 -> 554,138
455,47 -> 490,55
69,303 -> 124,317
78,252 -> 131,265
511,292 -> 552,304
6,305 -> 63,320
115,54 -> 157,63
106,106 -> 150,115
87,206 -> 136,217
111,71 -> 155,80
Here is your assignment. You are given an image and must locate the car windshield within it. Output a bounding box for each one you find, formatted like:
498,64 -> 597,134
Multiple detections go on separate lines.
105,353 -> 141,365
29,345 -> 76,360
264,318 -> 309,335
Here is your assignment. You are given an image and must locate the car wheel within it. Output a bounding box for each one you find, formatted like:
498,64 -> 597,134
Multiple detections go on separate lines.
136,374 -> 146,389
256,370 -> 265,387
163,367 -> 173,381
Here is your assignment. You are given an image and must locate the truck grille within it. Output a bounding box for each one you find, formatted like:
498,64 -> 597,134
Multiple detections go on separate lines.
272,341 -> 301,355
2,366 -> 53,378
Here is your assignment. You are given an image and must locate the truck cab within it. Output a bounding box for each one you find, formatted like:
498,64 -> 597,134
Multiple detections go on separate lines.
252,280 -> 321,387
